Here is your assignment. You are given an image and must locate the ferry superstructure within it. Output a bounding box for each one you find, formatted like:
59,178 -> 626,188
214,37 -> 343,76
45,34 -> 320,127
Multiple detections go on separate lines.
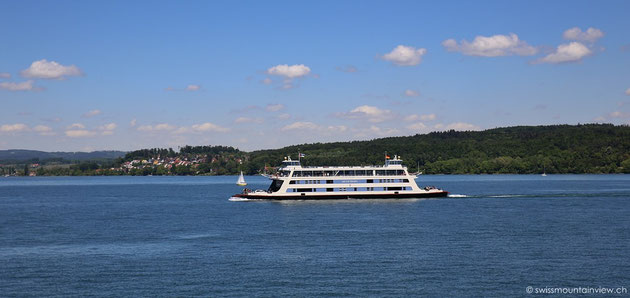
231,155 -> 448,200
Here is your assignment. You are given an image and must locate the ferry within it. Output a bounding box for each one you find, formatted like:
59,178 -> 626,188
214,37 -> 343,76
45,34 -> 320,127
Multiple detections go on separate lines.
231,155 -> 448,200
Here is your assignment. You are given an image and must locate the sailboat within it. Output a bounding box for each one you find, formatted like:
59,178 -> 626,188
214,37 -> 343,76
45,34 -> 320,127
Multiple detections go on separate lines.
237,171 -> 247,186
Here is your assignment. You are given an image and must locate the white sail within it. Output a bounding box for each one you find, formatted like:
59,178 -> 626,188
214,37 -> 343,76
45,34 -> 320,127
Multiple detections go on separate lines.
237,171 -> 247,186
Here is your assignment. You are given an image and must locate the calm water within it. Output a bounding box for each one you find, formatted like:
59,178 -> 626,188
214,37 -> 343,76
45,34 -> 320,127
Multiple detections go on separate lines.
1,175 -> 629,296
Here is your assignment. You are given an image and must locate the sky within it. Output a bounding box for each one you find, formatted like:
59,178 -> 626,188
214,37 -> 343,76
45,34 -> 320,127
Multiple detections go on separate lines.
1,0 -> 629,152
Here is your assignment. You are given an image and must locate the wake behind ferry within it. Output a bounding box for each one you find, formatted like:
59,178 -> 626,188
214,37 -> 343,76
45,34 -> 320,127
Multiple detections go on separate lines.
231,154 -> 448,200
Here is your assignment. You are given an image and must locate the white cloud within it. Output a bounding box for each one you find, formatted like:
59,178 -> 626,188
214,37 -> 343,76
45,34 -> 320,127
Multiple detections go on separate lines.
407,122 -> 427,131
609,111 -> 630,119
67,123 -> 86,129
33,125 -> 55,136
137,123 -> 176,132
404,114 -> 419,122
563,27 -> 604,43
130,119 -> 137,127
0,80 -> 35,91
267,64 -> 311,78
0,72 -> 10,78
382,45 -> 427,66
98,123 -> 117,131
338,105 -> 396,123
625,88 -> 630,96
186,84 -> 200,91
192,122 -> 229,132
21,59 -> 82,79
404,89 -> 419,97
280,121 -> 347,134
261,78 -> 273,85
438,122 -> 481,131
265,104 -> 285,112
281,121 -> 319,131
536,42 -> 592,64
234,117 -> 264,124
0,123 -> 29,133
65,130 -> 96,138
83,109 -> 101,117
277,113 -> 291,120
420,113 -> 436,121
442,33 -> 537,57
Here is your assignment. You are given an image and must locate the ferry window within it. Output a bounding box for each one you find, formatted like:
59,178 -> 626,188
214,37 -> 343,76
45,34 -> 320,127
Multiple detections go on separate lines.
354,188 -> 357,191
403,179 -> 409,182
355,170 -> 366,176
397,170 -> 404,175
388,187 -> 402,191
326,188 -> 333,192
324,171 -> 334,176
367,179 -> 373,183
314,171 -> 324,177
268,180 -> 284,192
297,188 -> 312,192
376,170 -> 385,176
289,180 -> 296,184
326,180 -> 333,184
282,171 -> 291,177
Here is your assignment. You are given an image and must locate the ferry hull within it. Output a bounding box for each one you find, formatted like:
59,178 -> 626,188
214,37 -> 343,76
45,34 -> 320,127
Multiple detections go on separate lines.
232,191 -> 448,200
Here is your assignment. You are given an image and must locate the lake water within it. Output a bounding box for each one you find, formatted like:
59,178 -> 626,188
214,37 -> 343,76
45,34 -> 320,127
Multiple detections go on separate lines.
1,175 -> 629,296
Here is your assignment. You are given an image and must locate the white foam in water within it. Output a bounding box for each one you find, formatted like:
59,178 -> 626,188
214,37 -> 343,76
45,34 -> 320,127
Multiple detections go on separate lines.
448,194 -> 468,198
229,197 -> 251,202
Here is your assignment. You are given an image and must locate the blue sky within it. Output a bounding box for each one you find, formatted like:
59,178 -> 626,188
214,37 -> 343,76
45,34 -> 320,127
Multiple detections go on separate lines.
1,0 -> 629,151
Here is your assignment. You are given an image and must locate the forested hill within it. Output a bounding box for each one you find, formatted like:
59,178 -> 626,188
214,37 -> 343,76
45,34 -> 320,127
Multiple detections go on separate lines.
247,124 -> 630,174
8,124 -> 630,176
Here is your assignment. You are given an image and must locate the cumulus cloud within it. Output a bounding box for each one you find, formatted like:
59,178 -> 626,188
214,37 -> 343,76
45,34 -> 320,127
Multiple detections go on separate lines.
563,27 -> 604,43
192,122 -> 229,132
0,72 -> 10,78
137,123 -> 176,132
625,88 -> 630,96
265,104 -> 285,112
442,33 -> 537,57
382,45 -> 427,66
407,122 -> 428,131
83,109 -> 101,117
535,42 -> 592,64
0,123 -> 29,133
130,119 -> 137,127
98,123 -> 117,135
281,121 -> 319,131
65,130 -> 96,138
267,64 -> 311,78
21,59 -> 82,79
404,114 -> 436,122
67,123 -> 86,129
434,122 -> 481,131
281,121 -> 347,134
404,89 -> 419,97
234,117 -> 264,124
186,84 -> 200,91
337,105 -> 396,123
0,80 -> 36,91
609,111 -> 630,119
33,125 -> 55,136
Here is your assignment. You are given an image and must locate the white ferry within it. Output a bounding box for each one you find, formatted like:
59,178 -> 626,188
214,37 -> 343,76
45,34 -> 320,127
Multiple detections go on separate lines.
231,155 -> 448,200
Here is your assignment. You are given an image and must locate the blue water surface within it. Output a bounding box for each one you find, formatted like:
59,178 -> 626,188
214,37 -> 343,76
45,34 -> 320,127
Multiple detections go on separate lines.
1,175 -> 629,296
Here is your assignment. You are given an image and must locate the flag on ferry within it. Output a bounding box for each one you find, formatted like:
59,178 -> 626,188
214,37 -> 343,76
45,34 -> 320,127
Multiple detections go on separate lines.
385,155 -> 390,159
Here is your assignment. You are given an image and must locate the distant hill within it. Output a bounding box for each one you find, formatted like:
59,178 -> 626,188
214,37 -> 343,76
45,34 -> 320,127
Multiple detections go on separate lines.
0,149 -> 127,162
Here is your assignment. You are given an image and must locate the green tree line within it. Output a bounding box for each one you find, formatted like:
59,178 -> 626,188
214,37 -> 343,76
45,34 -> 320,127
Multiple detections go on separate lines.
17,124 -> 630,176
